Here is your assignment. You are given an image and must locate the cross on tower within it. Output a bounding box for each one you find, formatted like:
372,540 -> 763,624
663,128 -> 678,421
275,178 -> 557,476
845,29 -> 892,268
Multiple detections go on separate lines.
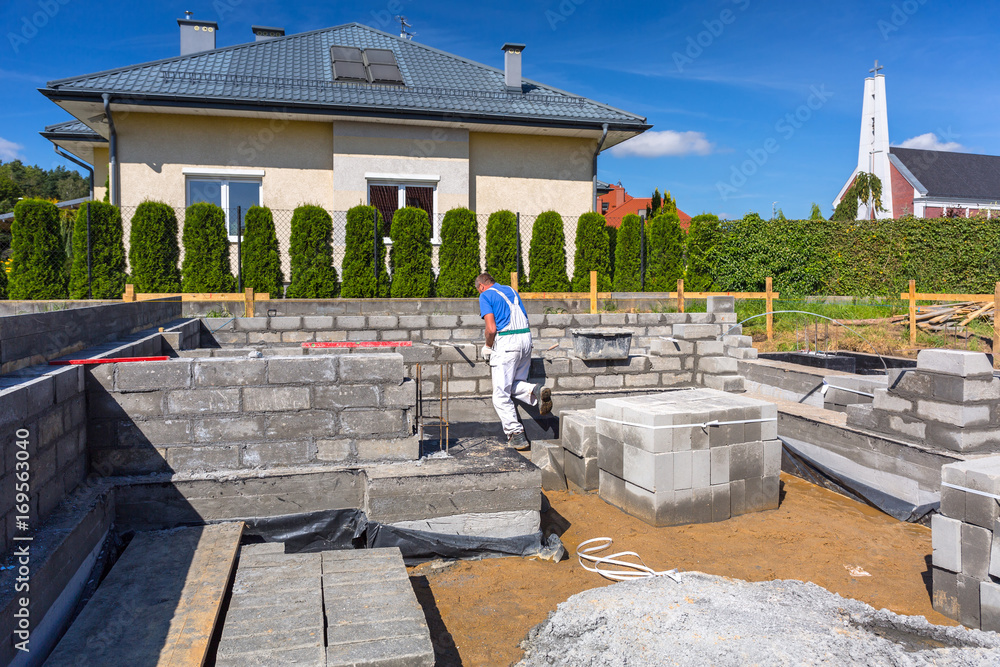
870,59 -> 884,75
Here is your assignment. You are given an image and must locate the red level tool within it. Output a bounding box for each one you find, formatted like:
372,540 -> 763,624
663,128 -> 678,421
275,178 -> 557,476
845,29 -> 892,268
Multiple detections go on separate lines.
302,341 -> 412,348
49,356 -> 170,365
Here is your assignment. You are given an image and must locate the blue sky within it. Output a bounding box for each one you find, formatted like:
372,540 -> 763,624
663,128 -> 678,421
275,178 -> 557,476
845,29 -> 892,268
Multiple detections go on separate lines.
2,0 -> 998,219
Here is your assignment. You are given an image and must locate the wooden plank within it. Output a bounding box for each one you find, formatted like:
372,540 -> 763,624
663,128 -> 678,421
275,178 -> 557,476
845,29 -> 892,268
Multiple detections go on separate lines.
253,292 -> 270,301
908,280 -> 917,347
677,279 -> 685,313
45,523 -> 244,667
510,271 -> 518,292
766,277 -> 774,342
995,283 -> 1000,370
589,271 -> 598,315
244,288 -> 254,318
898,292 -> 993,302
123,284 -> 135,302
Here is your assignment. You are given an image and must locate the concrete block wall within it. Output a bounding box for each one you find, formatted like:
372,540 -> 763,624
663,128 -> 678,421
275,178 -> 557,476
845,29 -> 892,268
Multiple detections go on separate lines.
85,353 -> 417,475
932,456 -> 1000,631
847,350 -> 1000,452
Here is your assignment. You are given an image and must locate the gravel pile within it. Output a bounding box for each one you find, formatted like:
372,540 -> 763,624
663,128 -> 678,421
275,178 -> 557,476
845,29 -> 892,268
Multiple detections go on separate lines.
517,572 -> 1000,666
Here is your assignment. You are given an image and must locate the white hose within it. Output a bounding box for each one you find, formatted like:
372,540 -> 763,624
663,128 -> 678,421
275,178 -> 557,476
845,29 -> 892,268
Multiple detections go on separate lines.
576,537 -> 681,582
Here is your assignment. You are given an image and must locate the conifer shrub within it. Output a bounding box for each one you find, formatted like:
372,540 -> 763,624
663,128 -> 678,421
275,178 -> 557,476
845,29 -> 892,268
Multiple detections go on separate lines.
286,205 -> 339,298
129,201 -> 181,293
69,202 -> 125,298
605,224 -> 617,285
181,202 -> 236,293
645,210 -> 684,291
389,206 -> 434,298
485,210 -> 523,286
613,213 -> 643,292
242,205 -> 284,297
0,260 -> 6,299
342,205 -> 389,298
9,199 -> 67,299
436,207 -> 481,297
571,212 -> 611,291
527,211 -> 569,292
684,213 -> 721,291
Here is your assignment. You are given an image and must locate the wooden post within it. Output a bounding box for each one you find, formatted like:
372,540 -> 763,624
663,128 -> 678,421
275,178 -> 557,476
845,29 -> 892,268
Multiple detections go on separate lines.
244,288 -> 254,318
123,284 -> 134,302
909,279 -> 917,347
677,279 -> 685,313
510,271 -> 518,292
994,282 -> 999,369
765,277 -> 774,342
590,271 -> 598,315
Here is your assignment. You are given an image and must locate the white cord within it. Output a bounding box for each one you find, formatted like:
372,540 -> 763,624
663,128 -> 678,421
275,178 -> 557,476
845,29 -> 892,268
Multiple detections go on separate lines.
820,379 -> 875,398
576,537 -> 681,582
595,416 -> 776,430
941,481 -> 1000,502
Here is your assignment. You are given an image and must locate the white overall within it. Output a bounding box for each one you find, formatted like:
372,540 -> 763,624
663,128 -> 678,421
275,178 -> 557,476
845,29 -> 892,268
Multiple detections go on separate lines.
488,286 -> 537,436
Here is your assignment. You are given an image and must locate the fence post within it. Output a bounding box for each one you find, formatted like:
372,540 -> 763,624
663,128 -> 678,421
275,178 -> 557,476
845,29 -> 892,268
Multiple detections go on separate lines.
765,277 -> 774,342
123,284 -> 134,302
677,279 -> 684,313
510,271 -> 518,292
86,202 -> 92,299
245,288 -> 254,318
909,279 -> 917,347
236,205 -> 243,292
994,282 -> 999,369
590,271 -> 597,315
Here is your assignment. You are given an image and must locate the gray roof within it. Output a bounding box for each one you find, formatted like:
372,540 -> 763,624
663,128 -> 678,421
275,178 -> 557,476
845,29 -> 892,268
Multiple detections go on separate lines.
43,23 -> 647,130
41,119 -> 104,141
891,147 -> 1000,201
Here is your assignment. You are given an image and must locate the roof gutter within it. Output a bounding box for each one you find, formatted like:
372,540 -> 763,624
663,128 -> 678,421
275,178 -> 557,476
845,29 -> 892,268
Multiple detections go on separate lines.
102,93 -> 120,207
54,145 -> 94,201
593,123 -> 609,213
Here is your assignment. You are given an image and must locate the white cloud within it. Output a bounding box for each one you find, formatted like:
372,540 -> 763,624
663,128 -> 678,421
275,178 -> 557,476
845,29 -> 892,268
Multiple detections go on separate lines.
609,130 -> 715,158
0,137 -> 24,162
896,133 -> 964,152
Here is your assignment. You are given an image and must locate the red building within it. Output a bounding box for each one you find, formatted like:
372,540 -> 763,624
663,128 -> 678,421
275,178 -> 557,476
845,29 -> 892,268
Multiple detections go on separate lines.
598,182 -> 692,229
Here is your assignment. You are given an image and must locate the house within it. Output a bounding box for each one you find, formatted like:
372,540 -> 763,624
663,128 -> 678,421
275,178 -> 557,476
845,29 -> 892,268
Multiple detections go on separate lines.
833,66 -> 1000,219
39,16 -> 650,270
597,182 -> 691,228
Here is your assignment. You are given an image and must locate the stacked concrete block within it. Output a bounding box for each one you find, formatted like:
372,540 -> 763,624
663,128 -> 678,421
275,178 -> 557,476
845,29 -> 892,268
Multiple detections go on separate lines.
530,440 -> 567,491
932,456 -> 1000,631
594,388 -> 780,527
821,375 -> 887,413
650,323 -> 746,393
846,350 -> 1000,452
561,408 -> 600,491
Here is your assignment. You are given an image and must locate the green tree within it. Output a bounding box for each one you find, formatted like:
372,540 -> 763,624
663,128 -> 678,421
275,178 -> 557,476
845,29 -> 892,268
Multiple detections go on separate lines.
286,205 -> 339,298
129,201 -> 181,293
833,172 -> 886,221
8,199 -> 67,299
342,205 -> 388,298
645,210 -> 684,291
436,207 -> 481,297
0,257 -> 6,299
241,205 -> 284,297
0,175 -> 22,214
809,203 -> 825,220
571,211 -> 611,291
651,188 -> 662,216
0,160 -> 87,202
684,213 -> 721,291
485,210 -> 523,286
181,202 -> 236,293
527,211 -> 570,292
605,224 -> 617,285
389,207 -> 434,298
613,213 -> 643,292
69,202 -> 125,298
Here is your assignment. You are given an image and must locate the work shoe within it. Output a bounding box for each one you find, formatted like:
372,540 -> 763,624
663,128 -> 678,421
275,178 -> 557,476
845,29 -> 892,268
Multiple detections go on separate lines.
538,386 -> 553,416
508,431 -> 530,451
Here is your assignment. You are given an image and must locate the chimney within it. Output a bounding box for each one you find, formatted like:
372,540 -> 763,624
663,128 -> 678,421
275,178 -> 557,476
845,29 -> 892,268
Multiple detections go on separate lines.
501,43 -> 525,92
252,25 -> 285,41
178,12 -> 218,56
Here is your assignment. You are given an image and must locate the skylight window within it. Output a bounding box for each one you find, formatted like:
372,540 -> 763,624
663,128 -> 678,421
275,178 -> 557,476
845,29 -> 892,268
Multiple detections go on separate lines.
330,45 -> 404,85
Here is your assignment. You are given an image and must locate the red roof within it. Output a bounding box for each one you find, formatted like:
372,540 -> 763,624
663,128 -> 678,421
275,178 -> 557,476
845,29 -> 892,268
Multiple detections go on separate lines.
598,185 -> 691,230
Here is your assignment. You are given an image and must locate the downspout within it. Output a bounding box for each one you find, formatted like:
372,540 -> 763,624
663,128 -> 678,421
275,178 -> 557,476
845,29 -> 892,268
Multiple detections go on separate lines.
53,146 -> 94,201
102,93 -> 120,207
593,123 -> 609,213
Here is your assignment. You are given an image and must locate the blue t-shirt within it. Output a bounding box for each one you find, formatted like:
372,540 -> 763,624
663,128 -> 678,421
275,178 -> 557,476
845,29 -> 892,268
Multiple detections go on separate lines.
479,284 -> 527,331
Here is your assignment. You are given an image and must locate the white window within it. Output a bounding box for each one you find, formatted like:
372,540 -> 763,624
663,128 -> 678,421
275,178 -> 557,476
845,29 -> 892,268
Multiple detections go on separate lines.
366,174 -> 440,243
186,175 -> 262,241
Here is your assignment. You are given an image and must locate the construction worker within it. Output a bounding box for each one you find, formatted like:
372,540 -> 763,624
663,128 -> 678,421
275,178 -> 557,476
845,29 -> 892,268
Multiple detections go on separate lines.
476,272 -> 552,450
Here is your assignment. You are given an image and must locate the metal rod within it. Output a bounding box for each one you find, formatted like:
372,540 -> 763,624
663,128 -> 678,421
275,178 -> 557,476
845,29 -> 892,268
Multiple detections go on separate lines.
237,205 -> 243,292
439,363 -> 444,453
445,363 -> 450,454
416,364 -> 422,444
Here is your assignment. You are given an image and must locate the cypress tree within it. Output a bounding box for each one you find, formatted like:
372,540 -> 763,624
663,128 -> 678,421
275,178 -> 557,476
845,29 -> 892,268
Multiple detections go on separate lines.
242,205 -> 284,297
613,213 -> 643,292
571,212 -> 611,291
389,206 -> 434,298
181,202 -> 236,293
436,207 -> 481,297
684,213 -> 721,292
342,204 -> 388,298
485,210 -> 523,286
69,202 -> 126,299
286,205 -> 339,298
645,210 -> 684,292
605,224 -> 617,285
129,201 -> 181,293
527,211 -> 569,292
9,199 -> 67,299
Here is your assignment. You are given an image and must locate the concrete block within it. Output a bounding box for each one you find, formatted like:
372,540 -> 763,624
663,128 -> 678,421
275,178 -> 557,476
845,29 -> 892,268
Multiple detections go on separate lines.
315,384 -> 380,409
958,573 -> 982,629
266,356 -> 339,384
317,439 -> 353,461
335,316 -> 367,330
531,441 -> 567,492
118,418 -> 192,447
166,388 -> 239,415
722,335 -> 753,348
340,409 -> 407,437
243,387 -> 311,412
925,424 -> 1000,452
917,400 -> 990,428
428,315 -> 459,329
558,375 -> 595,390
265,411 -> 337,440
672,450 -> 692,491
695,341 -> 725,357
962,522 -> 992,580
699,355 -> 739,375
702,375 -> 745,393
240,441 -> 313,467
234,317 -> 268,331
888,369 -> 933,398
269,316 -> 302,330
623,445 -> 673,493
712,483 -> 731,522
964,492 -> 999,531
932,375 -> 1000,404
729,442 -> 763,481
280,331 -> 314,343
691,449 -> 711,488
886,415 -> 926,441
981,581 -> 1000,633
726,347 -> 758,360
710,446 -> 730,485
917,349 -> 994,378
599,469 -> 627,510
872,389 -> 912,413
743,476 -> 764,513
382,379 -> 417,409
194,359 -> 266,387
564,450 -> 599,492
707,295 -> 735,313
116,359 -> 191,392
940,485 -> 966,521
398,315 -> 429,329
340,354 -> 404,384
368,315 -> 398,329
347,330 -> 379,342
932,514 -> 963,572
763,440 -> 782,477
597,434 -> 624,478
302,316 -> 334,330
933,566 -> 960,620
672,324 -> 721,340
167,445 -> 239,471
562,409 -> 598,458
193,416 -> 264,443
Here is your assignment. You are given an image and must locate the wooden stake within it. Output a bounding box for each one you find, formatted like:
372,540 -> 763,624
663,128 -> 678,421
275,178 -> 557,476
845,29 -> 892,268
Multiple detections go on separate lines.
765,277 -> 774,342
994,282 -> 999,368
909,279 -> 917,347
244,288 -> 254,318
510,271 -> 518,292
590,271 -> 598,315
677,279 -> 685,313
123,284 -> 135,302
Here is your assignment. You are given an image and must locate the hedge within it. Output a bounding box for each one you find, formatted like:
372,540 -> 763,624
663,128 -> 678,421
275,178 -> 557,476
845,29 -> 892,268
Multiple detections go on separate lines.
528,211 -> 570,292
606,224 -> 617,285
9,199 -> 67,299
341,205 -> 388,298
571,212 -> 611,291
613,213 -> 643,292
181,203 -> 236,293
0,259 -> 6,299
684,213 -> 721,292
645,210 -> 684,292
436,207 -> 481,297
69,202 -> 125,299
129,201 -> 181,293
242,205 -> 284,297
389,207 -> 434,298
286,205 -> 339,298
485,210 -> 522,286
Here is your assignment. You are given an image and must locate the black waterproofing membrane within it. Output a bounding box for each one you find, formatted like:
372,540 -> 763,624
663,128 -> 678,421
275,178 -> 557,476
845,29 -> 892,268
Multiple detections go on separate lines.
780,438 -> 938,523
236,508 -> 565,563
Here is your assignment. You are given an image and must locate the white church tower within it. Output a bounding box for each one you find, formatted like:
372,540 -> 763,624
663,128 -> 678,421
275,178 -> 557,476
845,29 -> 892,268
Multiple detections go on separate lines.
836,61 -> 894,219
